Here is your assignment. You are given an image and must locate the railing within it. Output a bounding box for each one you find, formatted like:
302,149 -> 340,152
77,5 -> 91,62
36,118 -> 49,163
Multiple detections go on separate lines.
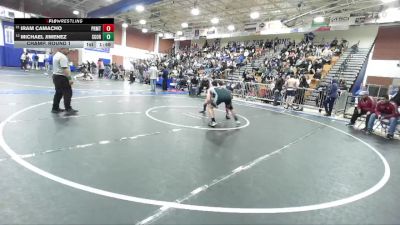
332,41 -> 360,81
201,79 -> 349,115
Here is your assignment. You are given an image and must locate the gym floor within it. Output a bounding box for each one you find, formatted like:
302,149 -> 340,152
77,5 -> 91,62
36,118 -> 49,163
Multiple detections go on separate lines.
0,68 -> 399,225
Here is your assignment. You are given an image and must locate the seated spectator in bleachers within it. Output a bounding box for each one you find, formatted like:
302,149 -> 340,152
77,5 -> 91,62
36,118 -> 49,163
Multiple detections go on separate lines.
367,95 -> 399,139
347,91 -> 376,129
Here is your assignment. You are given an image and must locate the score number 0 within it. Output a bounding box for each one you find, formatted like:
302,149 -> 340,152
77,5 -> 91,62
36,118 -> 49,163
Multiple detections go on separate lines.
102,24 -> 114,32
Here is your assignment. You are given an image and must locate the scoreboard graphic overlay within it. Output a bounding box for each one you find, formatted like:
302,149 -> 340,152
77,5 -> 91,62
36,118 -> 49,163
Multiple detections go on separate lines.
14,18 -> 114,48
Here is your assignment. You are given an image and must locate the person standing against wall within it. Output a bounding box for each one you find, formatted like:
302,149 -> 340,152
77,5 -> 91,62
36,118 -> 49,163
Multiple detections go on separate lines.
51,48 -> 78,115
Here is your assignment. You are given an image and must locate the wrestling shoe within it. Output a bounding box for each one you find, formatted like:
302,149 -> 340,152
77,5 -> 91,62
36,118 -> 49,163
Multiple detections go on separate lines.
65,108 -> 79,115
51,108 -> 65,114
235,120 -> 241,126
226,115 -> 231,120
208,121 -> 217,128
386,134 -> 394,140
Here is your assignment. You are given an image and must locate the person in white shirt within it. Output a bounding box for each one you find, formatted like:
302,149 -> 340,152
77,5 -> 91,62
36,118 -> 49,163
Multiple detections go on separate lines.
51,48 -> 78,115
149,64 -> 158,92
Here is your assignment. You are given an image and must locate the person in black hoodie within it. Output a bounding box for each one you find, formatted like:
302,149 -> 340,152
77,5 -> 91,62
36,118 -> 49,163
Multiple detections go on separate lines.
273,75 -> 284,106
295,76 -> 309,110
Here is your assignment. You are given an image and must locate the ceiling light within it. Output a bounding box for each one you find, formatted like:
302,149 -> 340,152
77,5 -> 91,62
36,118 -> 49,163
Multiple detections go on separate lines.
250,12 -> 260,19
210,26 -> 216,30
122,23 -> 128,28
158,33 -> 164,37
136,5 -> 145,12
191,8 -> 200,16
314,16 -> 325,23
177,31 -> 183,36
211,17 -> 219,24
381,0 -> 395,3
139,19 -> 146,25
73,10 -> 79,15
142,28 -> 148,33
227,25 -> 235,31
181,22 -> 188,28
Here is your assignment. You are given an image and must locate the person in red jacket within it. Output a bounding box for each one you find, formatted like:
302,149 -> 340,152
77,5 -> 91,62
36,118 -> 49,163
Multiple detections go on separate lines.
367,95 -> 399,139
347,91 -> 377,128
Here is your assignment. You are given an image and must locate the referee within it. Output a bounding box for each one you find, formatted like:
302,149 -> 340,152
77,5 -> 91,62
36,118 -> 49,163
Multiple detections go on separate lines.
51,48 -> 78,115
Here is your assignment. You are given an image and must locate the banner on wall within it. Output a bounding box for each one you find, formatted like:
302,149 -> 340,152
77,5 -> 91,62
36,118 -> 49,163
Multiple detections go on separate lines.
183,30 -> 193,38
257,20 -> 290,34
311,20 -> 329,27
329,14 -> 351,26
244,22 -> 257,32
207,28 -> 216,35
350,16 -> 366,25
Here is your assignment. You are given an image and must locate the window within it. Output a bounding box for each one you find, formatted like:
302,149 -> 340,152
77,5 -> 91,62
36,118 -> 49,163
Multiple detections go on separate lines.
4,25 -> 14,44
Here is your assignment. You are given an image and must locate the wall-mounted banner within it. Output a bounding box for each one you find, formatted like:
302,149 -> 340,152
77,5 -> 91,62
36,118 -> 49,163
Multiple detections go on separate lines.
351,16 -> 366,25
311,19 -> 329,27
330,14 -> 351,26
257,20 -> 290,34
244,22 -> 257,32
207,28 -> 216,35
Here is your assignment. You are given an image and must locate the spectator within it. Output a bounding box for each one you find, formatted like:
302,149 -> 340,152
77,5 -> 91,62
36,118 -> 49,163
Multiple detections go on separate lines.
162,66 -> 169,91
32,52 -> 39,70
390,87 -> 400,106
110,63 -> 120,80
20,52 -> 27,71
273,75 -> 285,106
367,95 -> 399,139
346,91 -> 376,129
295,75 -> 309,110
149,64 -> 158,92
44,52 -> 53,75
323,79 -> 339,116
339,79 -> 348,91
97,59 -> 105,78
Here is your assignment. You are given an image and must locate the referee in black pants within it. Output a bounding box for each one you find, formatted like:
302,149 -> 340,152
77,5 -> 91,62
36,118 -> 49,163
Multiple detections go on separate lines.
51,48 -> 78,115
